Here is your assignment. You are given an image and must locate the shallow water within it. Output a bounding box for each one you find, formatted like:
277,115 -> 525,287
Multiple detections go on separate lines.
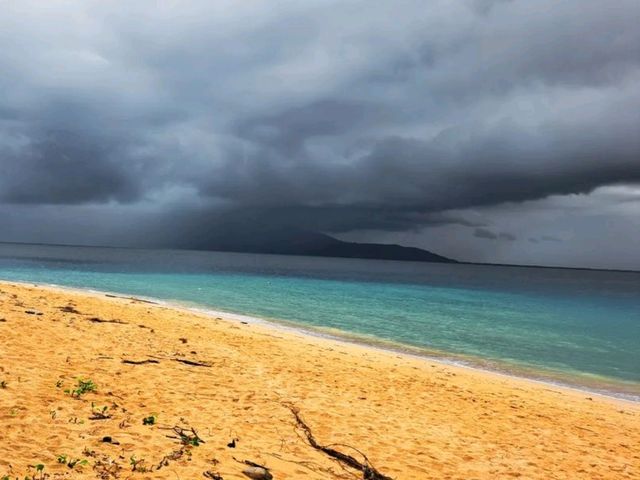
1,242 -> 638,399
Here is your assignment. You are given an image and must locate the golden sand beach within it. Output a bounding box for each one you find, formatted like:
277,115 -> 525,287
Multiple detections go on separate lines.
0,281 -> 638,479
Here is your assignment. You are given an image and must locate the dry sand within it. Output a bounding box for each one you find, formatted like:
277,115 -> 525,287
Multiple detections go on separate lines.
0,281 -> 638,479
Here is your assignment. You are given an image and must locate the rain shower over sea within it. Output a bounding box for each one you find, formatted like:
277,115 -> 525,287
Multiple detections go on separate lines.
1,242 -> 638,401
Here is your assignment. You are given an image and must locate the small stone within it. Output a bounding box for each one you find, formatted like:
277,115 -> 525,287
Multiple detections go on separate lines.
25,310 -> 43,315
242,466 -> 273,480
102,436 -> 120,444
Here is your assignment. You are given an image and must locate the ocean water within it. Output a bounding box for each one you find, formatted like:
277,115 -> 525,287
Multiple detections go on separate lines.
0,242 -> 639,400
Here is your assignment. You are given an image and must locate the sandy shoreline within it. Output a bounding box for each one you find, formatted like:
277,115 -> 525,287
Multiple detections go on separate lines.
9,280 -> 639,404
1,281 -> 639,479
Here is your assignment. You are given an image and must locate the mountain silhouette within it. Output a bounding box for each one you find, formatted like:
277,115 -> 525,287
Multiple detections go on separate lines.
179,226 -> 456,263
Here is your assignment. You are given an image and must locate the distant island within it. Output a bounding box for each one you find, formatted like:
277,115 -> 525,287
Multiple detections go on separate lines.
179,228 -> 457,263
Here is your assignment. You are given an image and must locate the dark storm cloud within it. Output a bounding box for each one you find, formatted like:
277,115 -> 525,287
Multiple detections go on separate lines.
473,228 -> 515,241
528,235 -> 564,244
540,235 -> 562,243
0,0 -> 639,247
0,130 -> 141,204
235,100 -> 388,156
474,228 -> 498,240
195,103 -> 640,231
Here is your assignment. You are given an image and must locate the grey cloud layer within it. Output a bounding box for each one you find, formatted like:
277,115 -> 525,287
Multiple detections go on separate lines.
1,0 -> 639,236
474,228 -> 516,241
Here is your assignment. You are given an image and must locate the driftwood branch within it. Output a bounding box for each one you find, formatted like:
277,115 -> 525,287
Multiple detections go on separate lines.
285,404 -> 393,480
203,471 -> 224,479
162,425 -> 205,447
155,448 -> 186,470
58,305 -> 81,314
234,459 -> 268,470
172,358 -> 212,367
121,359 -> 160,365
89,317 -> 127,324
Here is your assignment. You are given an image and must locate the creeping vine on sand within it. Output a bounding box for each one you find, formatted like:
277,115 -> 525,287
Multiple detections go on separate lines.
285,404 -> 393,480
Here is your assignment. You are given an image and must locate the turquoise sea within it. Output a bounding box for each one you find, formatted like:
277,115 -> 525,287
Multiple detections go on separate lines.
0,242 -> 638,400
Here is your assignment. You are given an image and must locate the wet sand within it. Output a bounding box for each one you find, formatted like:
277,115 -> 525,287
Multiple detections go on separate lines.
0,281 -> 638,479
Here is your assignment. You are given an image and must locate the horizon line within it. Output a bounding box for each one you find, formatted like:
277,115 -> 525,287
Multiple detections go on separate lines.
0,239 -> 638,274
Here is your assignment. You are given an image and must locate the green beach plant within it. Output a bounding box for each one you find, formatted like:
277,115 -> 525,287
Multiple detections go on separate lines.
56,455 -> 88,469
90,402 -> 111,419
64,378 -> 96,398
142,413 -> 157,425
173,426 -> 203,447
129,456 -> 148,473
68,459 -> 88,469
27,464 -> 46,480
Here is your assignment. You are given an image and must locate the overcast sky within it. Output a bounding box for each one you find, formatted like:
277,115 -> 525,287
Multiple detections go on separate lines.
1,0 -> 639,269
